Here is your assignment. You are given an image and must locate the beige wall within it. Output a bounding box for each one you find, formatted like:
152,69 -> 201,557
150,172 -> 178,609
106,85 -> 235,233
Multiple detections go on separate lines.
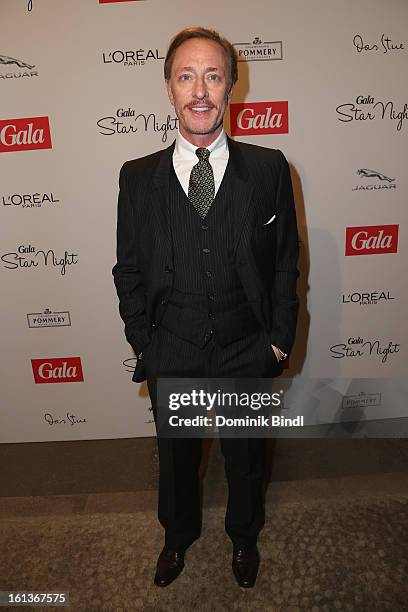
0,0 -> 406,441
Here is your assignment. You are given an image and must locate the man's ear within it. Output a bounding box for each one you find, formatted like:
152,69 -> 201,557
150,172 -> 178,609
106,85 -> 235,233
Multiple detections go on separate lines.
165,79 -> 174,106
226,84 -> 234,104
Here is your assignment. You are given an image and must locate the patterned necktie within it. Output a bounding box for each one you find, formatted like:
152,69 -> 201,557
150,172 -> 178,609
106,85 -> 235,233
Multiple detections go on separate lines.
188,147 -> 215,219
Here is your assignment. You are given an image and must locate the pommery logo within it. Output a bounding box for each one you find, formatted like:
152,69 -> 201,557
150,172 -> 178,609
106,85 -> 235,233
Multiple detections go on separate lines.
27,308 -> 71,328
0,55 -> 38,80
234,36 -> 283,62
352,168 -> 397,192
342,392 -> 382,409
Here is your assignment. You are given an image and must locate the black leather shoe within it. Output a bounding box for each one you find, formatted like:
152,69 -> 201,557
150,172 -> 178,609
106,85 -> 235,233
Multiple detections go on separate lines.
154,547 -> 185,587
232,545 -> 260,588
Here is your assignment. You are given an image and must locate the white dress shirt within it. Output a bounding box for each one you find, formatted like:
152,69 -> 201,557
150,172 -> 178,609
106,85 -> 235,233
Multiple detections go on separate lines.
172,128 -> 229,197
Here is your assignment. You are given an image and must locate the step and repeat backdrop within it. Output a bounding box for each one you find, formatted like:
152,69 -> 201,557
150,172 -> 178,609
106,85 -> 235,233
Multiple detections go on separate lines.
1,0 -> 406,442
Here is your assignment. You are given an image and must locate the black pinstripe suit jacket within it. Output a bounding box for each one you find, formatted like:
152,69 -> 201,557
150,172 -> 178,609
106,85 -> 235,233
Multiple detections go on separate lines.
112,136 -> 299,382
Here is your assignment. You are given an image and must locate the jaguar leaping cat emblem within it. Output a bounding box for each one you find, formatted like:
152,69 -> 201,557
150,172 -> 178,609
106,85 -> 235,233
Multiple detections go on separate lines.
0,55 -> 35,70
357,169 -> 395,182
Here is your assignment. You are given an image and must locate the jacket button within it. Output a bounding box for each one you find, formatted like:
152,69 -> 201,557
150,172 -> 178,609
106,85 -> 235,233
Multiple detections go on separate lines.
205,270 -> 213,278
208,312 -> 215,320
164,266 -> 172,273
202,248 -> 210,254
151,322 -> 157,328
201,224 -> 208,230
160,298 -> 167,305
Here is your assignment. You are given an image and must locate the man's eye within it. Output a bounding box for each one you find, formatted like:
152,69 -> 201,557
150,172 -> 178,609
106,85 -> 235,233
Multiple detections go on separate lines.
179,74 -> 191,81
208,74 -> 220,81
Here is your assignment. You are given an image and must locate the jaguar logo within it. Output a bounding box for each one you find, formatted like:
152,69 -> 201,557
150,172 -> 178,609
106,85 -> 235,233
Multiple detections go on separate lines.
356,168 -> 395,182
0,55 -> 35,70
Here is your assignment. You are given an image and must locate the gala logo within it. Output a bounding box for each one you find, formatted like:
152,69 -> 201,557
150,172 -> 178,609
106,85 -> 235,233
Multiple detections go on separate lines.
0,117 -> 51,152
230,101 -> 288,135
31,357 -> 84,384
345,224 -> 399,255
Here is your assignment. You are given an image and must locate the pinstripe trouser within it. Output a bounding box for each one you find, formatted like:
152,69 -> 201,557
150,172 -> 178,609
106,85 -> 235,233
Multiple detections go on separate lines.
143,324 -> 278,551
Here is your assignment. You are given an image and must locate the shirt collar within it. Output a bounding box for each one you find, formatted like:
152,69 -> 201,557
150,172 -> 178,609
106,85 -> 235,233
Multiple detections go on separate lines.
174,128 -> 228,160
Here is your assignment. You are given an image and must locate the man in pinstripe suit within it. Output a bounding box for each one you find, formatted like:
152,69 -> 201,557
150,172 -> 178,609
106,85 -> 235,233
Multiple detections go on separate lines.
113,27 -> 299,588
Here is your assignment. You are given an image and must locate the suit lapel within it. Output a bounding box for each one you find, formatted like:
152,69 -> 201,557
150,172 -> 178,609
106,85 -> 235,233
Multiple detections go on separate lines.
149,140 -> 175,244
148,137 -> 253,254
226,137 -> 266,304
226,136 -> 254,253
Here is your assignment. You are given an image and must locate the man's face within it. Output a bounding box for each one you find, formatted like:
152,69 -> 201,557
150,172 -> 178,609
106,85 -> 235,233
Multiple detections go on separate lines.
166,37 -> 233,146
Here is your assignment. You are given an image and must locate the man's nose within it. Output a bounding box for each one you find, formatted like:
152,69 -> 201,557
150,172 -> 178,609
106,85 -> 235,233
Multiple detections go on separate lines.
192,76 -> 208,99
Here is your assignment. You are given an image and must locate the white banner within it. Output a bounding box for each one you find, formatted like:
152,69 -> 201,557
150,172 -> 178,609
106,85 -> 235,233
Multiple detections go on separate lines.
0,0 -> 406,442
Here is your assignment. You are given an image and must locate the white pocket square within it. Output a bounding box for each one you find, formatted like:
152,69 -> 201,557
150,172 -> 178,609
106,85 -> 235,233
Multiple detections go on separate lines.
263,214 -> 276,226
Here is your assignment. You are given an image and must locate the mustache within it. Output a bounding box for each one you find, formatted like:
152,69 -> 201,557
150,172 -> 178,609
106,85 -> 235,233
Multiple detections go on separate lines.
185,100 -> 216,109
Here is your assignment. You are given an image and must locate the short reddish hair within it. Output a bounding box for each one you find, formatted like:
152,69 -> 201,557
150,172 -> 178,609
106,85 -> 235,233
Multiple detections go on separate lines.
164,26 -> 238,88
